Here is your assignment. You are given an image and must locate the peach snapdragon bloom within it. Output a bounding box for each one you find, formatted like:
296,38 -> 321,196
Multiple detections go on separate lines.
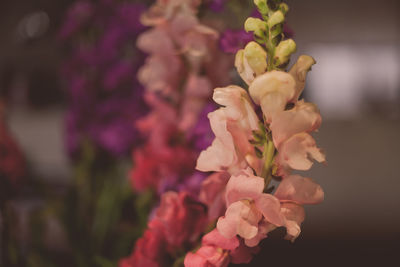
196,86 -> 261,175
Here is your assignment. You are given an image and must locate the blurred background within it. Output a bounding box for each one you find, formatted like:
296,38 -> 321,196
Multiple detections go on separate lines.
1,0 -> 399,266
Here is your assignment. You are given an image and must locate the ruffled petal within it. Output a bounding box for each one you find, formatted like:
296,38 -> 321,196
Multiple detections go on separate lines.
275,175 -> 324,204
248,71 -> 296,122
281,202 -> 305,242
275,132 -> 325,175
254,194 -> 285,226
271,100 -> 321,148
225,169 -> 264,205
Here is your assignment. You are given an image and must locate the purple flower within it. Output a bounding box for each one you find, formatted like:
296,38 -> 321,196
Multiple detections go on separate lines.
59,1 -> 94,39
189,103 -> 216,151
209,0 -> 228,12
60,1 -> 148,158
219,29 -> 253,54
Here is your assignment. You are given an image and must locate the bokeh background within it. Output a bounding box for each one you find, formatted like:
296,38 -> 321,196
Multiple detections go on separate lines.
1,0 -> 399,266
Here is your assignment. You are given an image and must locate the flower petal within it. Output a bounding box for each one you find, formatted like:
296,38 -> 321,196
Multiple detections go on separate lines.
275,175 -> 324,204
275,132 -> 325,175
254,194 -> 285,226
271,100 -> 321,148
225,169 -> 264,205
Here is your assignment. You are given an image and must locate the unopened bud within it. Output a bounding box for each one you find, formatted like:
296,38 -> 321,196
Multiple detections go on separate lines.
244,17 -> 267,37
244,41 -> 267,76
279,3 -> 289,14
254,0 -> 269,15
267,10 -> 285,28
274,39 -> 296,65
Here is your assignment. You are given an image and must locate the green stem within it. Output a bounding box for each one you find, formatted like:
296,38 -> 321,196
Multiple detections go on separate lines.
260,138 -> 275,189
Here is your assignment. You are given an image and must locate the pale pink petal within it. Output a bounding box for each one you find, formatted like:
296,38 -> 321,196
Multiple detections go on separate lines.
184,252 -> 209,267
225,170 -> 264,205
179,75 -> 213,131
196,110 -> 237,172
199,172 -> 230,220
136,28 -> 174,54
195,246 -> 230,267
280,202 -> 305,242
217,202 -> 242,239
254,194 -> 285,226
271,101 -> 322,147
275,132 -> 325,174
275,175 -> 324,204
244,219 -> 275,247
212,86 -> 259,130
202,229 -> 239,251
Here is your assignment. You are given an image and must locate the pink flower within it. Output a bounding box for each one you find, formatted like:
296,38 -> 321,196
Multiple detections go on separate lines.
270,100 -> 321,148
184,229 -> 259,267
196,86 -> 260,174
199,172 -> 230,220
121,192 -> 208,267
119,220 -> 167,267
216,169 -> 285,247
156,191 -> 208,250
141,0 -> 201,26
179,74 -> 213,131
275,132 -> 325,176
274,174 -> 324,241
130,144 -> 197,192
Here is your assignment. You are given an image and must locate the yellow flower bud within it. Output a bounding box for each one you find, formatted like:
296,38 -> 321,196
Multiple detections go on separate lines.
244,41 -> 267,76
275,39 -> 297,65
254,0 -> 269,15
244,17 -> 267,37
279,3 -> 289,14
267,10 -> 285,28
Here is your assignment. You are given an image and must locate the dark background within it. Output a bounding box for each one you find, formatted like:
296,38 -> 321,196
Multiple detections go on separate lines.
1,0 -> 399,266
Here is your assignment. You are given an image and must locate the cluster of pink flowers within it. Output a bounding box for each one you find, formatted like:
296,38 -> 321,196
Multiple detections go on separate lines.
185,48 -> 326,265
120,192 -> 208,267
130,0 -> 231,195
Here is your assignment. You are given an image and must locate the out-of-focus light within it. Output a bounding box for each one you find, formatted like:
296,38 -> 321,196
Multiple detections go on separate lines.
16,11 -> 50,41
304,44 -> 400,119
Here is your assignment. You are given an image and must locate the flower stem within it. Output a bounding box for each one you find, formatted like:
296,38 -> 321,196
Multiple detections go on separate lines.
261,137 -> 275,188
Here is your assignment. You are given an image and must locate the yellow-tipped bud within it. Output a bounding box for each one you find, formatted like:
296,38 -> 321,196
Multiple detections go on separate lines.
267,10 -> 285,28
254,0 -> 269,15
274,39 -> 297,65
244,41 -> 268,76
279,3 -> 289,14
244,17 -> 267,37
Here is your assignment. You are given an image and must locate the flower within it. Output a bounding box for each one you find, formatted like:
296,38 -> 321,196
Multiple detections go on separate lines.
220,29 -> 253,54
274,174 -> 324,241
270,100 -> 322,148
184,228 -> 259,267
196,86 -> 260,175
274,132 -> 325,177
60,1 -> 148,158
216,168 -> 285,247
199,172 -> 230,220
156,191 -> 208,249
121,192 -> 208,267
248,70 -> 296,122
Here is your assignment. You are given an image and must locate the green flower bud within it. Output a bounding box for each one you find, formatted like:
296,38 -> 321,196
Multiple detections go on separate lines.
274,39 -> 296,65
244,41 -> 268,76
279,3 -> 289,14
267,10 -> 285,28
244,17 -> 267,37
254,0 -> 269,15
